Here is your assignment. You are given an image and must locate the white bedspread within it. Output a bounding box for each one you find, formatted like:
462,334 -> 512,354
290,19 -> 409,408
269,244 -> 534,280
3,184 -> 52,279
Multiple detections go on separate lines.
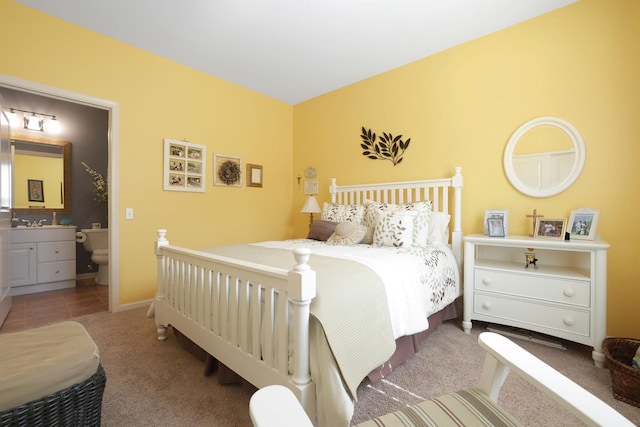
254,240 -> 461,339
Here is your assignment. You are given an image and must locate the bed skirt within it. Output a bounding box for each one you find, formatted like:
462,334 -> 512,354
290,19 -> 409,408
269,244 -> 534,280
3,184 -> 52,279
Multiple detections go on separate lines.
172,299 -> 460,388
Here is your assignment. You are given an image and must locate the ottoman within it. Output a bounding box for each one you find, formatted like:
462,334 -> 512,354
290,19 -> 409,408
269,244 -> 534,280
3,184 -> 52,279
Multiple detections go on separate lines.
0,321 -> 105,426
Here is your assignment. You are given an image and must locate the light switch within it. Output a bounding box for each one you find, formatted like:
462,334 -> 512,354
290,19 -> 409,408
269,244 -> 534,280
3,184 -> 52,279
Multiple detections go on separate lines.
125,208 -> 134,219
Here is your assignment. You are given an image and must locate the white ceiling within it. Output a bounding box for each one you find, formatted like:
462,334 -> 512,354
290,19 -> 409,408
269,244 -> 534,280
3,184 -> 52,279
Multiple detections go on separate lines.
17,0 -> 576,105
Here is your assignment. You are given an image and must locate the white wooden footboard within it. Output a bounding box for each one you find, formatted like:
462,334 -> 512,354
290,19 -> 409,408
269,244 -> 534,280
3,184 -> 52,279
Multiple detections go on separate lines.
153,230 -> 317,419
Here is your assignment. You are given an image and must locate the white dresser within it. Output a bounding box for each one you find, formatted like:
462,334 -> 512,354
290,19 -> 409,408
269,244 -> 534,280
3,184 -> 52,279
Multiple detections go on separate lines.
11,226 -> 77,296
462,234 -> 609,367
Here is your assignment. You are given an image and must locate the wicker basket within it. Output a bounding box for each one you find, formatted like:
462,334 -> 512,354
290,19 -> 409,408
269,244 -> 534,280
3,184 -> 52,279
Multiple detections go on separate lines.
0,364 -> 106,426
603,337 -> 640,408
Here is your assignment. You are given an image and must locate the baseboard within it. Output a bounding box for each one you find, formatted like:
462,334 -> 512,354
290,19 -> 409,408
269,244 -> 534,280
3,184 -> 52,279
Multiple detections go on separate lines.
76,272 -> 97,280
118,299 -> 154,312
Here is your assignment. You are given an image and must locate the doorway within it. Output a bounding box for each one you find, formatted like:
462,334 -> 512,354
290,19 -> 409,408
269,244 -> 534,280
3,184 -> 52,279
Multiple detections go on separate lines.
0,74 -> 120,312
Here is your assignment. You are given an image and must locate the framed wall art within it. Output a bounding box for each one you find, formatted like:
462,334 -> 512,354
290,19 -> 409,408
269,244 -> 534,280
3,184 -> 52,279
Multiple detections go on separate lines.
246,164 -> 263,188
568,207 -> 600,240
163,138 -> 206,192
214,154 -> 242,187
303,179 -> 318,195
28,179 -> 44,202
534,218 -> 567,240
483,209 -> 509,236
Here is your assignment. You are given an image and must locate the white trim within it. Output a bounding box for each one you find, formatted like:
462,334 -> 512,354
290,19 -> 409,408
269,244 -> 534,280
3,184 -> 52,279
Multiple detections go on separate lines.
0,74 -> 121,312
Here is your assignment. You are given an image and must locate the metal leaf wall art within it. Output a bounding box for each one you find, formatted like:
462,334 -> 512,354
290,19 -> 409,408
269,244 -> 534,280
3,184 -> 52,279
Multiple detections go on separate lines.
360,127 -> 411,166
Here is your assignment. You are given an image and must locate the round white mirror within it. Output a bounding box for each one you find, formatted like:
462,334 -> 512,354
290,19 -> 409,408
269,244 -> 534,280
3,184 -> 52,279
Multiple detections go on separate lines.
504,116 -> 585,198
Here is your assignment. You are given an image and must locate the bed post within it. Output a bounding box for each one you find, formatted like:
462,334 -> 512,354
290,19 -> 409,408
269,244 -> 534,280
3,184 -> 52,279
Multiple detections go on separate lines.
329,178 -> 337,204
153,229 -> 169,340
287,248 -> 317,387
451,167 -> 463,272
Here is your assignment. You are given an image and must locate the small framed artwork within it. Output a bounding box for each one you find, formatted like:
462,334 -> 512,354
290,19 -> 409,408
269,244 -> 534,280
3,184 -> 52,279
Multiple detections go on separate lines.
487,217 -> 505,237
534,218 -> 567,240
164,138 -> 206,192
246,164 -> 263,188
568,207 -> 600,240
303,179 -> 318,195
28,179 -> 44,202
483,209 -> 509,236
214,154 -> 242,187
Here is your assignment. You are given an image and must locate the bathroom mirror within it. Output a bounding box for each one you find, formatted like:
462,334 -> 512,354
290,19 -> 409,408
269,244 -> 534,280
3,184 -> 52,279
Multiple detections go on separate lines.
12,134 -> 71,214
503,116 -> 585,198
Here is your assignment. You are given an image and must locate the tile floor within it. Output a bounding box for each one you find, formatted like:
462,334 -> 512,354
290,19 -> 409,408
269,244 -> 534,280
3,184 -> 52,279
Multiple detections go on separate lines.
0,278 -> 108,333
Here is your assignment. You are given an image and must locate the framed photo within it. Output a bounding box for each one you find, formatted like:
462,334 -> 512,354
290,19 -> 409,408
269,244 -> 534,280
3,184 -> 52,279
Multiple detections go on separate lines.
568,207 -> 600,240
303,179 -> 318,195
214,154 -> 242,187
534,218 -> 567,240
247,164 -> 263,188
163,138 -> 206,192
483,209 -> 509,236
487,217 -> 505,237
28,179 -> 44,202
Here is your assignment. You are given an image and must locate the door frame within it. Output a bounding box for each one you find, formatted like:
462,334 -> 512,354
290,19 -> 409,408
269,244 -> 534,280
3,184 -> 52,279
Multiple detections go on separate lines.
0,74 -> 121,312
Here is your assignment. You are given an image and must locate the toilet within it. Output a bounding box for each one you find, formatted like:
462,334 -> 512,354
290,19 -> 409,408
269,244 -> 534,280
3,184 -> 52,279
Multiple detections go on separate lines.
76,228 -> 109,286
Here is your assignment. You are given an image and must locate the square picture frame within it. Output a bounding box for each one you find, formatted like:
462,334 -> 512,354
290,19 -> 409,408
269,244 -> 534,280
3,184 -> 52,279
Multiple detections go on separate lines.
483,209 -> 509,236
568,207 -> 600,240
28,179 -> 44,202
163,138 -> 206,192
246,164 -> 263,188
534,218 -> 567,240
214,153 -> 242,187
303,178 -> 318,195
487,217 -> 505,237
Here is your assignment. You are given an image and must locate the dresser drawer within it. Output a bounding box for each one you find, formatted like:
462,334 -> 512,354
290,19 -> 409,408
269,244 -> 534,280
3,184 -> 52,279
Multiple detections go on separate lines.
37,260 -> 76,283
473,292 -> 590,338
37,241 -> 75,262
474,268 -> 590,307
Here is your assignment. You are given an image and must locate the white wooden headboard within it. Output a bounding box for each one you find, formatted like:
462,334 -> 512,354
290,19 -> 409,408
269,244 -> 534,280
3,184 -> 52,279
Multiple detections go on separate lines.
329,167 -> 463,269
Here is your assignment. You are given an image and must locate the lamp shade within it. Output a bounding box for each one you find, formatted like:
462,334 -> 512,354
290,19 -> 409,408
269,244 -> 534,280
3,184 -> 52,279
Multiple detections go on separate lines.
300,196 -> 321,214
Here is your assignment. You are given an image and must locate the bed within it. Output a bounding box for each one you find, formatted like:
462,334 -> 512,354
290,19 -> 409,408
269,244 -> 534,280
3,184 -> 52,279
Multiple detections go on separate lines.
151,167 -> 463,426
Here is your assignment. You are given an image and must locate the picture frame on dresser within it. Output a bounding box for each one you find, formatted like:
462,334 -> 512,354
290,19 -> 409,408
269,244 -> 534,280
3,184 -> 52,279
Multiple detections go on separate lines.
568,207 -> 599,240
487,217 -> 505,237
534,218 -> 566,240
483,209 -> 508,236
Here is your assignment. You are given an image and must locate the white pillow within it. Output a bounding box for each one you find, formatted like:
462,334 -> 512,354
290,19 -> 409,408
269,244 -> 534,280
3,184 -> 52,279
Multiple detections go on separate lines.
373,210 -> 417,248
428,212 -> 451,245
364,200 -> 432,247
321,202 -> 365,224
327,222 -> 367,246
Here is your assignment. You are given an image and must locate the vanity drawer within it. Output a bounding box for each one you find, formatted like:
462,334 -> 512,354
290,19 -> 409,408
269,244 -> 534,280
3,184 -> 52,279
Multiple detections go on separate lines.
37,260 -> 76,283
37,241 -> 75,262
473,292 -> 590,338
474,268 -> 590,307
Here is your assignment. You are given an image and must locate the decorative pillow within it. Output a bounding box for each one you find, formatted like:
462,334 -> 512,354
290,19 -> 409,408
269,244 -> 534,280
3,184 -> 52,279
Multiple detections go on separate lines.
373,210 -> 417,248
327,222 -> 368,246
321,202 -> 365,224
307,220 -> 338,241
364,200 -> 432,247
428,212 -> 451,245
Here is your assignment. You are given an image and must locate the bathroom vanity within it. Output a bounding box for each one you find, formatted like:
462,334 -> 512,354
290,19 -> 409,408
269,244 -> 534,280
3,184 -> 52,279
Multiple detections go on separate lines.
10,226 -> 77,296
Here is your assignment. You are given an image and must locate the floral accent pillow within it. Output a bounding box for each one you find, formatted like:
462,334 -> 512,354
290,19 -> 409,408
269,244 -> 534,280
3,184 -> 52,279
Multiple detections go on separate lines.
373,210 -> 417,247
321,202 -> 365,224
327,222 -> 368,246
365,200 -> 432,247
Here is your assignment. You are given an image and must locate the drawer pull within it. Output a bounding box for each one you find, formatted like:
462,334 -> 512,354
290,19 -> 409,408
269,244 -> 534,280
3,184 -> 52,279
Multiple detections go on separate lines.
55,250 -> 60,254
563,316 -> 575,326
563,288 -> 575,297
482,301 -> 492,310
481,278 -> 491,286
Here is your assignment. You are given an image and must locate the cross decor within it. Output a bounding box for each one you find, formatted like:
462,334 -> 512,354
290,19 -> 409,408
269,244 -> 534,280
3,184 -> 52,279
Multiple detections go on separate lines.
526,209 -> 544,237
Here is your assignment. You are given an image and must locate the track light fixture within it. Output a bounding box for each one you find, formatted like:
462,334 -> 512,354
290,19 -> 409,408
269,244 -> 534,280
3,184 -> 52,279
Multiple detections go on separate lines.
8,107 -> 61,134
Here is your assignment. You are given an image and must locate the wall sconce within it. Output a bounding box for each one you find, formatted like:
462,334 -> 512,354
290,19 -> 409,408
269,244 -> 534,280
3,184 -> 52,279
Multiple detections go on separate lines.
8,108 -> 61,134
300,195 -> 322,226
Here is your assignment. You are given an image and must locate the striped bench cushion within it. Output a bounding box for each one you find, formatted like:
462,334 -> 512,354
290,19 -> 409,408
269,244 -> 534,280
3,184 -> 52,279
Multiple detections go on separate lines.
355,387 -> 522,427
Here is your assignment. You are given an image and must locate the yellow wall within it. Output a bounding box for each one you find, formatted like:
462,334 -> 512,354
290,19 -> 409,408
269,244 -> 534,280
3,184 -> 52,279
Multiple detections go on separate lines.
293,0 -> 640,337
1,0 -> 294,303
3,0 -> 638,336
14,154 -> 64,209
